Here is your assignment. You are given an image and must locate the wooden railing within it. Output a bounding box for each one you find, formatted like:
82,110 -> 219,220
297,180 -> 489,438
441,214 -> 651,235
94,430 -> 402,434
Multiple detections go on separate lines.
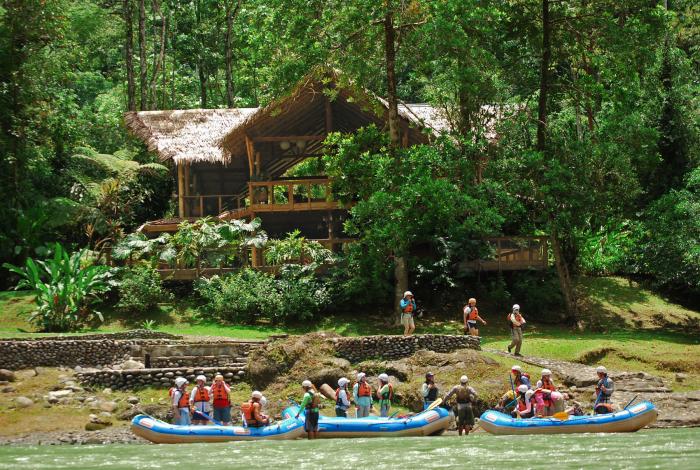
182,194 -> 245,218
461,236 -> 549,272
248,178 -> 339,212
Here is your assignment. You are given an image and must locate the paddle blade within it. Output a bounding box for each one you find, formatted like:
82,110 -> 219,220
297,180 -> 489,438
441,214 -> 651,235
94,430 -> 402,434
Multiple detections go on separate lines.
427,398 -> 443,411
552,411 -> 569,420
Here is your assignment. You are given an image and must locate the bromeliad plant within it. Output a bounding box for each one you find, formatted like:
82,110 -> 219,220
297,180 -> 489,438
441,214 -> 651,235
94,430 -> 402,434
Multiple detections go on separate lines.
3,243 -> 113,332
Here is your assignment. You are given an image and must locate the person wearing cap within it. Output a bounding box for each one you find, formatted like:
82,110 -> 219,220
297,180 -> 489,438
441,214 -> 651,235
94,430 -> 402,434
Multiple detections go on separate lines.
594,366 -> 615,414
242,390 -> 269,427
352,372 -> 373,418
534,368 -> 563,416
512,384 -> 535,419
189,375 -> 211,425
507,304 -> 526,356
376,373 -> 393,417
171,377 -> 191,426
422,372 -> 439,410
210,374 -> 232,425
335,377 -> 351,417
295,380 -> 320,439
443,375 -> 477,435
463,297 -> 487,337
400,291 -> 417,336
498,365 -> 531,410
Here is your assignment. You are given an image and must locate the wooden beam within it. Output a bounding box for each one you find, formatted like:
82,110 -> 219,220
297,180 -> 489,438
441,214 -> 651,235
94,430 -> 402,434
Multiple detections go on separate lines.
255,151 -> 262,176
177,164 -> 185,218
245,134 -> 254,177
251,134 -> 326,143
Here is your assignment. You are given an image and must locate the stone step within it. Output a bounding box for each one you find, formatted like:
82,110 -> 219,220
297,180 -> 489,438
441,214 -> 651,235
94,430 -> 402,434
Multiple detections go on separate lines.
77,366 -> 247,391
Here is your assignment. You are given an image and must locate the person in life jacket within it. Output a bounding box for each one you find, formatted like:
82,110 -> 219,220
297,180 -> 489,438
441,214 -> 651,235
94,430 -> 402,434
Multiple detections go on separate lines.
443,375 -> 478,436
295,380 -> 321,439
463,297 -> 487,337
335,377 -> 351,418
353,372 -> 373,418
422,372 -> 439,410
511,384 -> 536,419
594,366 -> 615,415
400,291 -> 417,336
506,304 -> 526,356
170,377 -> 191,426
376,373 -> 393,417
210,374 -> 232,425
241,391 -> 269,428
498,365 -> 531,410
534,368 -> 564,416
189,375 -> 211,425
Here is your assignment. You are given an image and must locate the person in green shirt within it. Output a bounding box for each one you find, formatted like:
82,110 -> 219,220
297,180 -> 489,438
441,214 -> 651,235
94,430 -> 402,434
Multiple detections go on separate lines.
295,380 -> 320,439
376,373 -> 393,417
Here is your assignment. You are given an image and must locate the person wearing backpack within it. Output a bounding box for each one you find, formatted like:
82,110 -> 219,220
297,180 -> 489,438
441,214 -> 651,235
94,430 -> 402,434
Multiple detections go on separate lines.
376,373 -> 393,417
443,375 -> 477,436
295,380 -> 320,439
335,377 -> 351,417
506,304 -> 526,356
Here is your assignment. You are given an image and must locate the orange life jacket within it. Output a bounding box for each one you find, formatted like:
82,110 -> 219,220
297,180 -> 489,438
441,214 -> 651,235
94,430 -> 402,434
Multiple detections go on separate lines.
467,306 -> 479,321
403,301 -> 414,313
211,382 -> 230,407
357,381 -> 371,397
169,387 -> 189,408
540,378 -> 556,392
241,400 -> 261,424
192,386 -> 210,402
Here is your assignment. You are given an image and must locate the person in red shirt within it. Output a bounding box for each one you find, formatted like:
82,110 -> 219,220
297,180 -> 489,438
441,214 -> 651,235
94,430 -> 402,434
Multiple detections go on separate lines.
210,374 -> 232,426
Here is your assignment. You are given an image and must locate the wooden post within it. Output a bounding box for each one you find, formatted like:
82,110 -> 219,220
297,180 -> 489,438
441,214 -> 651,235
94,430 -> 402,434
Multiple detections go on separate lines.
177,164 -> 185,218
199,196 -> 204,217
401,123 -> 409,148
255,151 -> 262,176
245,134 -> 255,177
218,196 -> 222,214
288,183 -> 294,210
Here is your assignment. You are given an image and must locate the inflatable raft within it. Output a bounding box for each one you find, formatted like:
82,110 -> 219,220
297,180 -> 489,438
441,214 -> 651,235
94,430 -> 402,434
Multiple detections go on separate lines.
479,401 -> 658,435
282,405 -> 451,438
130,414 -> 305,444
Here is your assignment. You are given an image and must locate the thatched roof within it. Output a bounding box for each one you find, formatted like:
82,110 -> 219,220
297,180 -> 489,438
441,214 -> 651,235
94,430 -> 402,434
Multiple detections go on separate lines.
125,108 -> 257,164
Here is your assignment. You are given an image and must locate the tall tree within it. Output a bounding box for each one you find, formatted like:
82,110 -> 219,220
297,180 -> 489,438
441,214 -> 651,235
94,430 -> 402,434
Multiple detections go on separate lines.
138,0 -> 147,110
148,0 -> 166,109
225,0 -> 242,108
124,0 -> 136,111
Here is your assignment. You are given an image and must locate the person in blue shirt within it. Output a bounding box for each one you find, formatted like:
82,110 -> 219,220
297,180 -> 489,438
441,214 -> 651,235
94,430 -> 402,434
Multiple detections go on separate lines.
400,290 -> 417,336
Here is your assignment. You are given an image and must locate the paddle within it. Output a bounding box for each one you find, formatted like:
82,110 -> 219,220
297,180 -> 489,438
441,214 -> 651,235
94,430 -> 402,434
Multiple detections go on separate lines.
623,395 -> 639,410
426,398 -> 443,411
551,411 -> 569,421
193,410 -> 223,426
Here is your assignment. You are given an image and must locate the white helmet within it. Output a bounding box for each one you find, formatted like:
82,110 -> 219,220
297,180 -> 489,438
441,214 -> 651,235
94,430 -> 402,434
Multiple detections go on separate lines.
511,365 -> 522,372
251,390 -> 263,399
357,372 -> 366,381
378,373 -> 389,382
196,375 -> 206,382
517,384 -> 529,393
404,291 -> 413,298
525,390 -> 536,400
596,366 -> 607,374
513,304 -> 520,311
302,380 -> 313,388
338,377 -> 349,387
174,377 -> 187,387
260,396 -> 267,407
541,369 -> 552,376
460,375 -> 469,384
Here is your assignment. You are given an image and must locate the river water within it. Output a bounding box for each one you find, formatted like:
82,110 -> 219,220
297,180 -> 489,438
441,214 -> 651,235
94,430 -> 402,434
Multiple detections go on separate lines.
1,428 -> 697,469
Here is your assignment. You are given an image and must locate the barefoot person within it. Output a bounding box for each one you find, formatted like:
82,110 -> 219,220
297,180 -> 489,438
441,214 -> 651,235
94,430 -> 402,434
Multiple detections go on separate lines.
295,380 -> 321,439
443,375 -> 477,436
189,375 -> 211,425
463,298 -> 487,336
507,304 -> 526,356
400,291 -> 417,336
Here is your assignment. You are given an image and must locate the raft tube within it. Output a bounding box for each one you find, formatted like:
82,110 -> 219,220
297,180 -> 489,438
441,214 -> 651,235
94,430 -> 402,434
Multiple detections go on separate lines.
130,414 -> 305,444
282,405 -> 451,438
479,401 -> 658,435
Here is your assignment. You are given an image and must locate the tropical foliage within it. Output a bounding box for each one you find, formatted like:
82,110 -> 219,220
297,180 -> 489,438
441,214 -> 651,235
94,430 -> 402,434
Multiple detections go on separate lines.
116,264 -> 173,315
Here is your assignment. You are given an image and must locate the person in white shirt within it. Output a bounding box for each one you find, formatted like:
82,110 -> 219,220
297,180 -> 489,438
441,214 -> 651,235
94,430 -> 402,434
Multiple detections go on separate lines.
189,375 -> 211,425
507,304 -> 526,356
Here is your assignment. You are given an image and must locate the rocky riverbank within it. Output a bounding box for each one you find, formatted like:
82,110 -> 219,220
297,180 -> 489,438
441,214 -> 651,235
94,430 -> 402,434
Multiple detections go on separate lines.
0,426 -> 148,446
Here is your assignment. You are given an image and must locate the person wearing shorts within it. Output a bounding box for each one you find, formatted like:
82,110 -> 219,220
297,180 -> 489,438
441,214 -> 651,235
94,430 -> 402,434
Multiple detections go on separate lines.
210,374 -> 232,425
443,375 -> 477,436
400,290 -> 416,336
295,380 -> 320,439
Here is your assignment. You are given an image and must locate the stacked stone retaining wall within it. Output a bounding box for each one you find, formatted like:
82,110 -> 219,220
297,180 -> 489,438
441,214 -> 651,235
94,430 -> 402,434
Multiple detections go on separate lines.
2,329 -> 180,341
149,355 -> 246,368
0,339 -> 136,370
332,334 -> 480,362
76,367 -> 247,390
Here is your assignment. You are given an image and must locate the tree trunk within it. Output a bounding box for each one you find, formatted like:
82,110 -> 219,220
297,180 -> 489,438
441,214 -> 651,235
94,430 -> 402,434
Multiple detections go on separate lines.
138,0 -> 147,110
224,0 -> 242,108
536,0 -> 551,152
149,0 -> 166,109
124,0 -> 136,111
550,225 -> 579,326
198,61 -> 208,108
393,256 -> 408,324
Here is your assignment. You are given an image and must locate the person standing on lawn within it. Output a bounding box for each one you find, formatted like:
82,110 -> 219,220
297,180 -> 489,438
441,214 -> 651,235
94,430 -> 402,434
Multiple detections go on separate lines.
463,297 -> 487,336
507,304 -> 526,356
400,291 -> 417,336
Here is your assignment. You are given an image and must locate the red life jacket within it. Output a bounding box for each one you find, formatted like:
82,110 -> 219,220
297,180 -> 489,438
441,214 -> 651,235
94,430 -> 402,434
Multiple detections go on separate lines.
211,382 -> 230,407
357,382 -> 371,397
192,386 -> 210,402
169,387 -> 189,408
403,301 -> 414,313
467,306 -> 479,321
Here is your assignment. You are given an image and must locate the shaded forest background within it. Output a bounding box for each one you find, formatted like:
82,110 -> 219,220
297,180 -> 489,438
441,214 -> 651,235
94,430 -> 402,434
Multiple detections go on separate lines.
0,0 -> 698,325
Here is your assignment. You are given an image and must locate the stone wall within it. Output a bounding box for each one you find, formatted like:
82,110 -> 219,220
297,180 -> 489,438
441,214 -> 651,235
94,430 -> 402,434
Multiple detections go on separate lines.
149,355 -> 246,369
331,334 -> 480,362
0,339 -> 136,370
76,367 -> 247,390
2,329 -> 180,341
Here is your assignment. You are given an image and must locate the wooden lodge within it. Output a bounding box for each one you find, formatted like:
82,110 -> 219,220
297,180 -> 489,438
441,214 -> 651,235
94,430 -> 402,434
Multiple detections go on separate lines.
125,71 -> 548,277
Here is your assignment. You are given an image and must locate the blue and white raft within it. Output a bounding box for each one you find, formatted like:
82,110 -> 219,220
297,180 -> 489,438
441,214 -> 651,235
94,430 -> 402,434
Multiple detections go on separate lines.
282,405 -> 451,438
130,414 -> 305,444
478,401 -> 658,435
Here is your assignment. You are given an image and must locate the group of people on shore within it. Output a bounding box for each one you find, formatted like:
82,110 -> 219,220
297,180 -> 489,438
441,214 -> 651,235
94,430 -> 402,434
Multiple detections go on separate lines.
496,364 -> 615,418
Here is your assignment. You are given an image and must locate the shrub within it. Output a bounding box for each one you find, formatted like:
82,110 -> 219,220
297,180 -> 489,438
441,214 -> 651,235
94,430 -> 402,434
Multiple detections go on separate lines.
195,266 -> 332,324
116,264 -> 173,314
3,243 -> 112,332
